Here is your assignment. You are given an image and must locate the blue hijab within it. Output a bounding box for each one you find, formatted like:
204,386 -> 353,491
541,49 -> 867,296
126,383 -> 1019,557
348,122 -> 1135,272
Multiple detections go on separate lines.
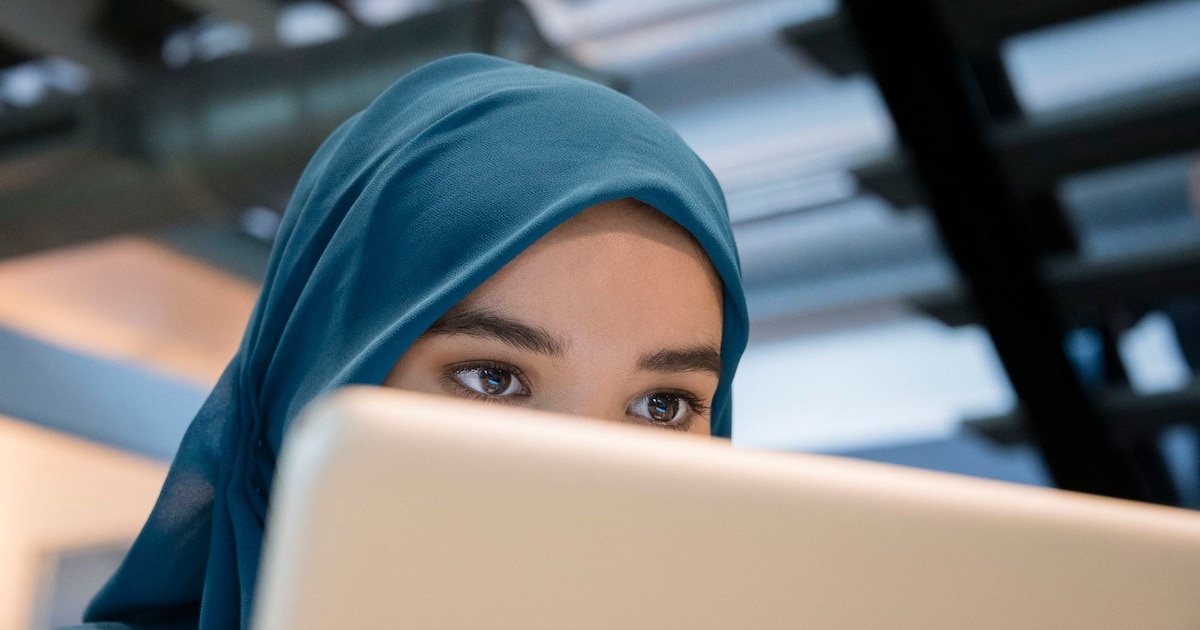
79,53 -> 748,630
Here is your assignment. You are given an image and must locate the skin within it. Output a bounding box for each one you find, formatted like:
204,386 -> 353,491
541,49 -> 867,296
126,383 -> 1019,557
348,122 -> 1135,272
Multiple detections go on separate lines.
384,198 -> 724,435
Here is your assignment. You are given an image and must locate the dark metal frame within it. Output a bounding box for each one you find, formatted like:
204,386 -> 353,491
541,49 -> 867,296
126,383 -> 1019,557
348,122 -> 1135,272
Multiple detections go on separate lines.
839,0 -> 1162,501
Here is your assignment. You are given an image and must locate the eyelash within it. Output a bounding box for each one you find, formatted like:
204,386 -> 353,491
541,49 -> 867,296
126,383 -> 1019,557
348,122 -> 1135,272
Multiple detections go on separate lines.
439,361 -> 709,431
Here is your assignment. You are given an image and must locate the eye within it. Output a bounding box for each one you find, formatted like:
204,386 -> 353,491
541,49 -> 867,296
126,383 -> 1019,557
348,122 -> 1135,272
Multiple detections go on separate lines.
628,391 -> 696,427
452,364 -> 528,398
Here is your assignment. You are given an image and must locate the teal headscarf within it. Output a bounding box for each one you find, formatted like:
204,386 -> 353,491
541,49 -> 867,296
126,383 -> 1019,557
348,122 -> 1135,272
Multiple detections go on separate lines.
79,53 -> 748,630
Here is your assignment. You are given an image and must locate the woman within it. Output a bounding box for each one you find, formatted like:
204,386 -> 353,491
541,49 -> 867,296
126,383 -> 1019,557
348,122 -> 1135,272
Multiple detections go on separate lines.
75,53 -> 748,629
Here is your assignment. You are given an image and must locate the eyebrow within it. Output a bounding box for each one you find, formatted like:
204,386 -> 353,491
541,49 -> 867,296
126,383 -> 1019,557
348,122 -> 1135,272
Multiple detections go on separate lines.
637,346 -> 722,377
422,306 -> 566,356
421,305 -> 721,376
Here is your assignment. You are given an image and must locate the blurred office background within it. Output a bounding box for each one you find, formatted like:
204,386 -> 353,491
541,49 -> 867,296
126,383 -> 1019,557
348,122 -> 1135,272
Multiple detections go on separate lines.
1,0 -> 1199,627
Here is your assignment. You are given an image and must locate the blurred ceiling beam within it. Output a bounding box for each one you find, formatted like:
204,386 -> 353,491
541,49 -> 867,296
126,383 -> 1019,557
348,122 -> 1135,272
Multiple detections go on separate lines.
0,38 -> 32,68
0,0 -> 130,86
995,79 -> 1200,193
175,0 -> 281,44
544,0 -> 832,74
0,2 -> 604,259
930,0 -> 1148,52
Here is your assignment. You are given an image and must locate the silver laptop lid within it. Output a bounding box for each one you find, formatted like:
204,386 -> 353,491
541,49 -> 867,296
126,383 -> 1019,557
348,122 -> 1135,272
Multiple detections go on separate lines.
253,387 -> 1200,630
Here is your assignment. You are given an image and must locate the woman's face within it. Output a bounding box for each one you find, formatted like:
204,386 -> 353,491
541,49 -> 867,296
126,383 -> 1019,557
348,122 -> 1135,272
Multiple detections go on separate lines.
385,199 -> 724,435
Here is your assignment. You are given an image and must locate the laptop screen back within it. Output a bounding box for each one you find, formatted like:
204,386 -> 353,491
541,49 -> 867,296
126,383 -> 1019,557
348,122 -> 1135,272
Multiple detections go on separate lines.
253,387 -> 1200,630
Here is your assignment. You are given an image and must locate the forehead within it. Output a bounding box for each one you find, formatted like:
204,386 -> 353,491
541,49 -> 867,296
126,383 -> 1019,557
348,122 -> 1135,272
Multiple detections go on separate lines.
460,200 -> 723,350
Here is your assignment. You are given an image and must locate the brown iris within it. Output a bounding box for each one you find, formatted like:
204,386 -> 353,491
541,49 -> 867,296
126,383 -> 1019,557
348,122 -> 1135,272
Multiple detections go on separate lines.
478,367 -> 512,395
646,393 -> 680,423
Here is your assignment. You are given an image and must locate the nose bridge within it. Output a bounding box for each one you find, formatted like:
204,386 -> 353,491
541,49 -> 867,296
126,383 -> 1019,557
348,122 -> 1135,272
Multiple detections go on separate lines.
536,383 -> 625,424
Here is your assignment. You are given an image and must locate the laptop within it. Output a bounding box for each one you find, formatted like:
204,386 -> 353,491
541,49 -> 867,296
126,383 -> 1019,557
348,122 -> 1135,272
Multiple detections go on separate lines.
252,387 -> 1200,629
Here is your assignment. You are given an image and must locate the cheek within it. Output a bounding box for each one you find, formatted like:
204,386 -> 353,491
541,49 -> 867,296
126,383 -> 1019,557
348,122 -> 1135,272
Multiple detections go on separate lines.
688,416 -> 713,436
